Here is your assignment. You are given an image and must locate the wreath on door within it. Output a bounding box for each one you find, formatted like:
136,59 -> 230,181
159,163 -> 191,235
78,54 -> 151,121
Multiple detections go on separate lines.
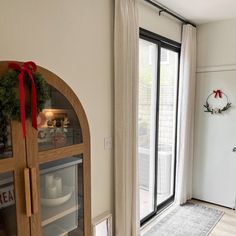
204,89 -> 231,114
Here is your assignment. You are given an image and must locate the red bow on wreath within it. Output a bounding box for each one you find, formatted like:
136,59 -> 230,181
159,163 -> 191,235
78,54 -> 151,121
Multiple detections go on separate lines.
8,61 -> 38,138
213,89 -> 222,98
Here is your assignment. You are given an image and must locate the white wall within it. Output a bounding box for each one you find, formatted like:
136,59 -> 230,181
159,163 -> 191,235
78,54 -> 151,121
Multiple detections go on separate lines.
197,18 -> 236,67
0,0 -> 183,223
138,0 -> 182,43
193,19 -> 236,208
0,0 -> 114,218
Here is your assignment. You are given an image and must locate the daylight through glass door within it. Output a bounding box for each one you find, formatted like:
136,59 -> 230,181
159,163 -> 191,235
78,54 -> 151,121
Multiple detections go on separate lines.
138,30 -> 180,224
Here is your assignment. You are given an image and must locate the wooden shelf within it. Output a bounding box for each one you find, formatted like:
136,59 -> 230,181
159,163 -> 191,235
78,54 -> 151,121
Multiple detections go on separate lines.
40,156 -> 82,175
41,194 -> 81,227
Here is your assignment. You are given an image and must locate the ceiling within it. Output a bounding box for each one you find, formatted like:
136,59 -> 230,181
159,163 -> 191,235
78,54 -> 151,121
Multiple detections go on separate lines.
154,0 -> 236,25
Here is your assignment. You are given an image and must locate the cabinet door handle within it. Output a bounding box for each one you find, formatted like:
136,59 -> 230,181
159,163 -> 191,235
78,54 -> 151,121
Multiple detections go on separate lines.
24,168 -> 32,217
30,167 -> 39,214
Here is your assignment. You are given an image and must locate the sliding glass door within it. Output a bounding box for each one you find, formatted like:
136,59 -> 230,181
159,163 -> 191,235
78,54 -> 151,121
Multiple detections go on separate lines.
138,39 -> 157,220
138,29 -> 180,224
156,48 -> 179,206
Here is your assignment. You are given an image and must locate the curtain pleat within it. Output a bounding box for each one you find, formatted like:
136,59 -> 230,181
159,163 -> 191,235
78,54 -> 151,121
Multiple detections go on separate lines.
176,24 -> 197,205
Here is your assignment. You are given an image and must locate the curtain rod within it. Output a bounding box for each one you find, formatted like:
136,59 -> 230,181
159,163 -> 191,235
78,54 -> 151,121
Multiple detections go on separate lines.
144,0 -> 196,28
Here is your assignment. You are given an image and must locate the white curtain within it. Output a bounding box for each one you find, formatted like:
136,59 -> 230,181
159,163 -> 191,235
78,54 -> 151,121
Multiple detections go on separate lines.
114,0 -> 140,235
176,24 -> 197,205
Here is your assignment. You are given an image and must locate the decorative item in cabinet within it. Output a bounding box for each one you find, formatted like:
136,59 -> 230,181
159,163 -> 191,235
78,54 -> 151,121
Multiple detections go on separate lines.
38,85 -> 83,152
40,156 -> 84,235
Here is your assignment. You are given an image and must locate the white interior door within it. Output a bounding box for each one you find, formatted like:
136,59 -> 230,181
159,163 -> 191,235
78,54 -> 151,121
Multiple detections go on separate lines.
193,70 -> 236,208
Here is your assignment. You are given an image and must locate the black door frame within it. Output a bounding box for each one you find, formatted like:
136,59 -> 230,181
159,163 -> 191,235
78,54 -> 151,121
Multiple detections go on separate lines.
139,28 -> 181,226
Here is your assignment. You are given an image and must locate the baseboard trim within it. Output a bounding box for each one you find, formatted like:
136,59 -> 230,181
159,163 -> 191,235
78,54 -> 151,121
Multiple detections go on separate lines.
191,198 -> 233,210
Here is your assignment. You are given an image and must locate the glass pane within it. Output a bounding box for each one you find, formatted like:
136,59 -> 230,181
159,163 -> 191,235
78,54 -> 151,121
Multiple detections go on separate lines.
38,86 -> 82,152
157,48 -> 178,206
138,39 -> 157,220
0,172 -> 17,235
40,155 -> 84,236
0,122 -> 13,159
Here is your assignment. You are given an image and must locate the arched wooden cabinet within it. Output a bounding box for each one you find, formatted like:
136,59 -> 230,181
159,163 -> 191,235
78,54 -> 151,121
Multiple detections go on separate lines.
0,62 -> 91,236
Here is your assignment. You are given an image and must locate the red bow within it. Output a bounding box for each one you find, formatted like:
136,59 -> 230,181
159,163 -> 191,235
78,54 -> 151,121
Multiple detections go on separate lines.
213,89 -> 222,98
8,61 -> 38,137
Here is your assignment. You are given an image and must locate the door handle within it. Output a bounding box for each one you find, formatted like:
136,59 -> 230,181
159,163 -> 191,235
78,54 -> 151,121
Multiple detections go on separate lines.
30,167 -> 39,214
24,168 -> 32,217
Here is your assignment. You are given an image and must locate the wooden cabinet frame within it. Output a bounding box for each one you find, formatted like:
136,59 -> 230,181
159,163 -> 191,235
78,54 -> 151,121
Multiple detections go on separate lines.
0,61 -> 91,236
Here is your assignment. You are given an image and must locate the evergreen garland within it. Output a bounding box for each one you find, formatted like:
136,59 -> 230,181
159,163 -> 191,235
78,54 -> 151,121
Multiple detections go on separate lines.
0,69 -> 49,148
0,70 -> 49,120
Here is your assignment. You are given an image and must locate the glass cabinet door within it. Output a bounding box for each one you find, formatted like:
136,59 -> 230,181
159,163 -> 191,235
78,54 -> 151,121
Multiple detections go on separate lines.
39,155 -> 84,236
37,86 -> 82,152
0,172 -> 17,236
0,62 -> 90,236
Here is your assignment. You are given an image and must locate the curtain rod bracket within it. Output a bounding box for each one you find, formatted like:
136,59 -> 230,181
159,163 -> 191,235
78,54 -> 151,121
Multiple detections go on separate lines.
144,0 -> 196,27
159,9 -> 166,16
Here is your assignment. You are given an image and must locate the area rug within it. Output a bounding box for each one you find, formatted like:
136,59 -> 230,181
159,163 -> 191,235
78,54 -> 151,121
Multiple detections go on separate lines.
143,203 -> 224,236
